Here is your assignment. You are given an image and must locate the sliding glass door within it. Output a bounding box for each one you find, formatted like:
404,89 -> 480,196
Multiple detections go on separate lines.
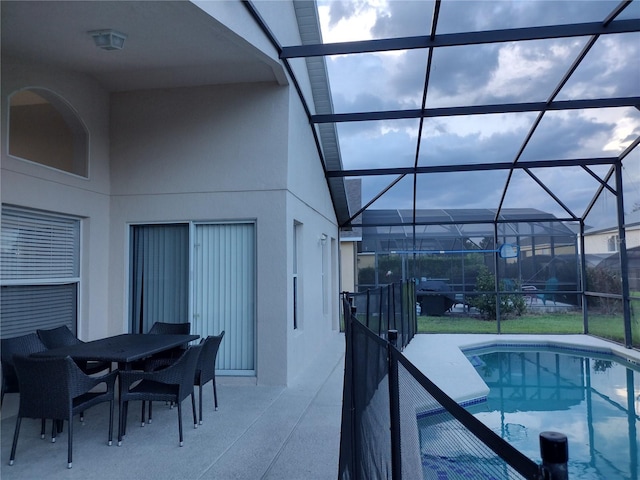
193,223 -> 255,375
130,222 -> 255,374
130,224 -> 189,334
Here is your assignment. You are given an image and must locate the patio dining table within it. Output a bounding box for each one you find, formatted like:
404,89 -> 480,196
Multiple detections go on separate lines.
32,333 -> 200,370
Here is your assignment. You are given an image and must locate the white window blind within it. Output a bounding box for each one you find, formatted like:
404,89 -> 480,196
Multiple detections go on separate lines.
1,207 -> 79,281
193,223 -> 255,374
1,284 -> 77,338
1,207 -> 79,338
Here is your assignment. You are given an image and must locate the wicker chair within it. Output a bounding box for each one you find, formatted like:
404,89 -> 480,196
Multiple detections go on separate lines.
148,321 -> 191,335
133,322 -> 192,372
118,344 -> 202,447
194,332 -> 225,424
36,325 -> 111,375
1,333 -> 48,407
9,355 -> 117,469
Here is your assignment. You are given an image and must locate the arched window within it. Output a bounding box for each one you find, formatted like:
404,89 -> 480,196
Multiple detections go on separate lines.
8,88 -> 88,177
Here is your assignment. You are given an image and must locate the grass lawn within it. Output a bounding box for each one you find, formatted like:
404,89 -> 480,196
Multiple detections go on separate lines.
418,312 -> 639,347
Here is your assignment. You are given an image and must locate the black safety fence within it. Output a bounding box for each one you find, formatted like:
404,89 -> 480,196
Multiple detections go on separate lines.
338,296 -> 569,480
343,280 -> 417,350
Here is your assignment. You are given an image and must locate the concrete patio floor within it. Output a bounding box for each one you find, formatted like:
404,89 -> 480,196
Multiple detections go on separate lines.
1,332 -> 346,480
4,329 -> 637,479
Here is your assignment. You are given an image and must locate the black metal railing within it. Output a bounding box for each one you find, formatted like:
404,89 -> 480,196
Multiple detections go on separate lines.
342,280 -> 417,350
338,294 -> 568,480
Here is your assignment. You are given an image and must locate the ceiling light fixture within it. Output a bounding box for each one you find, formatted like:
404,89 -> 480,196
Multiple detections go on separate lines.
89,29 -> 127,51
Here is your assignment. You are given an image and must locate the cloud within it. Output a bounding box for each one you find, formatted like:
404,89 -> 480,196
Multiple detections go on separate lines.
317,0 -> 640,221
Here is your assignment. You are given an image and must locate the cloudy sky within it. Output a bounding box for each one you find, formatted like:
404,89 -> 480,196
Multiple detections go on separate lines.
314,0 -> 640,229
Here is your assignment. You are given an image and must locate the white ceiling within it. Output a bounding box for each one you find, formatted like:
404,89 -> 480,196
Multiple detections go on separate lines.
1,0 -> 281,92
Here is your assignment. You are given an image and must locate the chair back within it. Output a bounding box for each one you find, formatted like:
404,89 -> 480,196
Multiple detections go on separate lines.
37,325 -> 82,349
148,322 -> 191,335
13,355 -> 76,420
173,344 -> 202,402
1,333 -> 48,395
196,332 -> 225,386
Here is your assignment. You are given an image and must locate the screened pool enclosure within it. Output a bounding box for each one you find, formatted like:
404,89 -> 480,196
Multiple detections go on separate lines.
357,208 -> 580,307
257,0 -> 640,348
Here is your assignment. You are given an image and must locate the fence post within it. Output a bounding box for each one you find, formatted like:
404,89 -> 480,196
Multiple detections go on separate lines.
388,329 -> 398,347
365,289 -> 371,329
387,329 -> 401,480
539,431 -> 568,480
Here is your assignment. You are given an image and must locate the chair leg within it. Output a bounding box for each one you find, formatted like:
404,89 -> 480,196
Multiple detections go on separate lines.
9,416 -> 22,465
67,419 -> 73,469
199,385 -> 203,425
177,401 -> 184,447
213,378 -> 218,411
148,401 -> 153,423
40,419 -> 46,439
51,420 -> 57,443
118,400 -> 126,446
125,401 -> 130,434
191,392 -> 197,428
108,399 -> 114,446
141,401 -> 146,427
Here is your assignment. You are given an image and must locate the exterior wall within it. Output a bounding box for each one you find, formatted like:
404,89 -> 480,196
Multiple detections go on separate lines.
109,83 -> 291,385
1,60 -> 112,342
1,2 -> 339,387
584,226 -> 640,255
340,240 -> 357,293
285,83 -> 340,384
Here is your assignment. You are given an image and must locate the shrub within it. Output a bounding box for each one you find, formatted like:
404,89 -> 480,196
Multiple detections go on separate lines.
585,265 -> 622,315
469,265 -> 526,320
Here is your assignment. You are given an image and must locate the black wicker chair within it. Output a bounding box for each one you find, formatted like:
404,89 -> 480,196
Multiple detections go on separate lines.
36,325 -> 111,375
148,321 -> 191,335
194,332 -> 225,424
1,333 -> 47,408
133,321 -> 192,372
118,344 -> 202,447
9,355 -> 117,469
1,333 -> 49,440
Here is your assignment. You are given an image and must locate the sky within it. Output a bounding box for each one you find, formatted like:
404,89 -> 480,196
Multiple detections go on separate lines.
314,0 -> 640,229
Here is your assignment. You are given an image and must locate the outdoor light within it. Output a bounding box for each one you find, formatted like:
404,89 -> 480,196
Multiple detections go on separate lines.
89,29 -> 127,50
320,233 -> 328,245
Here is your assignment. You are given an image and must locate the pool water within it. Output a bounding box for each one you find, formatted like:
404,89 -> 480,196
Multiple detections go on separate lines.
466,348 -> 639,480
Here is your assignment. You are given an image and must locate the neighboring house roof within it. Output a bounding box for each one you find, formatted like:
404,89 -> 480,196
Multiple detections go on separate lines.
360,208 -> 568,227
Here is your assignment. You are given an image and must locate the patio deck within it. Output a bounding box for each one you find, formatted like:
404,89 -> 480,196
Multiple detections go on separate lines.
1,332 -> 345,480
4,330 -> 637,479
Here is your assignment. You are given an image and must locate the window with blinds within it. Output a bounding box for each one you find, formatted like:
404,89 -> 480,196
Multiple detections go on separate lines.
1,207 -> 80,338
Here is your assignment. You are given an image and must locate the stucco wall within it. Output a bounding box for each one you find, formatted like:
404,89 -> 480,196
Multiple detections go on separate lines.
1,60 -> 112,342
285,84 -> 340,384
109,83 -> 291,384
109,82 -> 339,385
1,11 -> 340,386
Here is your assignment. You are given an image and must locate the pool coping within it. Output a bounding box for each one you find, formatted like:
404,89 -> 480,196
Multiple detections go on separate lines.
403,334 -> 640,405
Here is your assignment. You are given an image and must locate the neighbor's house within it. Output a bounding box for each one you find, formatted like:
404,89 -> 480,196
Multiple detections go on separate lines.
582,210 -> 640,289
583,209 -> 640,260
1,1 -> 345,386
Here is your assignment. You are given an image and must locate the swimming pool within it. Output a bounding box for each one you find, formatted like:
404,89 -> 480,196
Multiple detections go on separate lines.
464,346 -> 639,480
